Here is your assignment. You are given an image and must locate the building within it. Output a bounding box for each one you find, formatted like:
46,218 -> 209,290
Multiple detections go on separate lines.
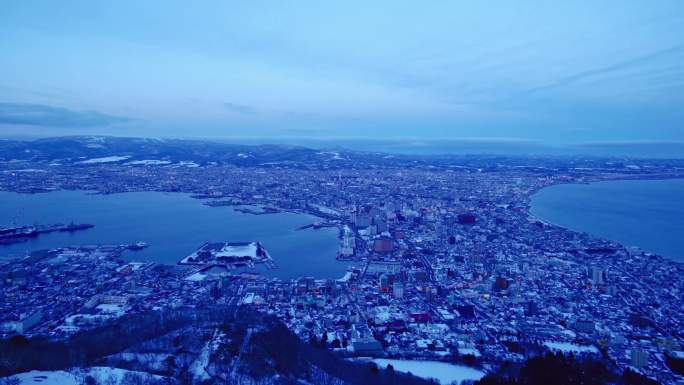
493,277 -> 510,291
393,281 -> 404,299
457,213 -> 477,225
631,349 -> 649,368
590,266 -> 605,285
379,274 -> 391,293
574,320 -> 596,334
456,305 -> 476,319
351,338 -> 383,355
373,238 -> 393,253
0,310 -> 42,335
338,228 -> 355,257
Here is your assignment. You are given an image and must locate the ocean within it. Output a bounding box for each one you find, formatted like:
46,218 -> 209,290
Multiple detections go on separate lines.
530,178 -> 684,262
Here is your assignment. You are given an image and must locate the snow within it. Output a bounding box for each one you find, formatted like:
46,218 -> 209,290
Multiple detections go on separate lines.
10,370 -> 78,385
181,242 -> 265,265
337,271 -> 353,282
371,359 -> 485,385
189,335 -> 214,382
4,169 -> 47,173
116,262 -> 146,272
96,303 -> 125,314
458,347 -> 482,357
242,293 -> 255,304
186,271 -> 207,281
544,341 -> 599,354
125,159 -> 172,165
239,293 -> 263,305
110,352 -> 171,371
77,156 -> 131,164
309,204 -> 342,216
87,367 -> 149,384
216,243 -> 258,258
184,330 -> 226,382
8,367 -> 165,385
64,313 -> 111,325
317,151 -> 346,160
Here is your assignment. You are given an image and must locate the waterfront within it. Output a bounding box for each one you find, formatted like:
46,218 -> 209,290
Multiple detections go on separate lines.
531,178 -> 684,262
3,150 -> 684,384
0,190 -> 345,279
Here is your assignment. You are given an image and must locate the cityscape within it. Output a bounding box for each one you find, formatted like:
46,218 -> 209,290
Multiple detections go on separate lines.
0,137 -> 683,384
2,1 -> 684,384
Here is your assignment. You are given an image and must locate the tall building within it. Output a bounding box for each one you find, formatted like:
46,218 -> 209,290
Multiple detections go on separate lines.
631,349 -> 649,368
493,276 -> 510,291
379,274 -> 390,292
338,225 -> 355,257
393,281 -> 404,299
590,266 -> 605,285
373,237 -> 393,253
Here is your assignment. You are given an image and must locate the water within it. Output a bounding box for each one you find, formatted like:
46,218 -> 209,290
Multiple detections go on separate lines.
0,190 -> 346,279
530,179 -> 684,262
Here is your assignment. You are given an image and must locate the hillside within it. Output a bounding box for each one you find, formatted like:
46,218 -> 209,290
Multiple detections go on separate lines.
0,307 -> 433,385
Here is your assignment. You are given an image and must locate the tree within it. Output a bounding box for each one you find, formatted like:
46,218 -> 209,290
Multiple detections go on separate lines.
622,368 -> 659,385
0,377 -> 21,385
369,362 -> 379,375
164,355 -> 178,374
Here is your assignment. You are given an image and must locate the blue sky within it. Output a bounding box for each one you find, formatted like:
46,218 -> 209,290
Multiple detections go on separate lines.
1,1 -> 683,153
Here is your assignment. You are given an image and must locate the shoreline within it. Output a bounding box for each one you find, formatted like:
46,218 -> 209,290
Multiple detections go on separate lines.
0,189 -> 347,279
526,178 -> 684,263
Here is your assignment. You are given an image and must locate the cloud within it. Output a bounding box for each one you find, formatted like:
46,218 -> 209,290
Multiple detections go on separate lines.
223,102 -> 256,115
577,140 -> 684,146
0,102 -> 129,128
568,140 -> 684,158
522,44 -> 684,95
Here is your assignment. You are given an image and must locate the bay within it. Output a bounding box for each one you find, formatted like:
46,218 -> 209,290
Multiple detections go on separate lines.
530,179 -> 684,262
0,190 -> 346,279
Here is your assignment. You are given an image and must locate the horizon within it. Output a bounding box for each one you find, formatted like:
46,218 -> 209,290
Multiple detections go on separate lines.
3,133 -> 684,158
3,4 -> 684,383
2,1 -> 684,157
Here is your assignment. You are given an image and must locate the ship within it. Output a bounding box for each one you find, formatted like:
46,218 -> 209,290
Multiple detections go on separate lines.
58,222 -> 95,232
127,241 -> 149,250
0,222 -> 95,245
0,226 -> 38,239
0,237 -> 29,245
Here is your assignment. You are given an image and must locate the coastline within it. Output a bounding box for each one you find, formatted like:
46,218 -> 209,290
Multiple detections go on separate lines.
0,189 -> 346,279
527,178 -> 684,263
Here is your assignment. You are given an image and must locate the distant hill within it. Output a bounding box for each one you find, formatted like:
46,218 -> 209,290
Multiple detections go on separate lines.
0,136 -> 344,167
2,136 -> 683,171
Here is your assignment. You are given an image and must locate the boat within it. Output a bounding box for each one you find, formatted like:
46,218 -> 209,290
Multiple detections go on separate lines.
58,222 -> 95,232
127,241 -> 149,250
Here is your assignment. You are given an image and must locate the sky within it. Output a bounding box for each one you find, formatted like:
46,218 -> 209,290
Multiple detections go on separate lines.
1,1 -> 683,155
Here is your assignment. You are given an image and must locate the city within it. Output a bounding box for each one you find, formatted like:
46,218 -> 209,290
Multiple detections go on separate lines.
1,137 -> 683,384
2,1 -> 684,384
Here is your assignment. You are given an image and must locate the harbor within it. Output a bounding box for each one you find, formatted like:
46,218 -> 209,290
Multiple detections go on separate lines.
0,223 -> 94,245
